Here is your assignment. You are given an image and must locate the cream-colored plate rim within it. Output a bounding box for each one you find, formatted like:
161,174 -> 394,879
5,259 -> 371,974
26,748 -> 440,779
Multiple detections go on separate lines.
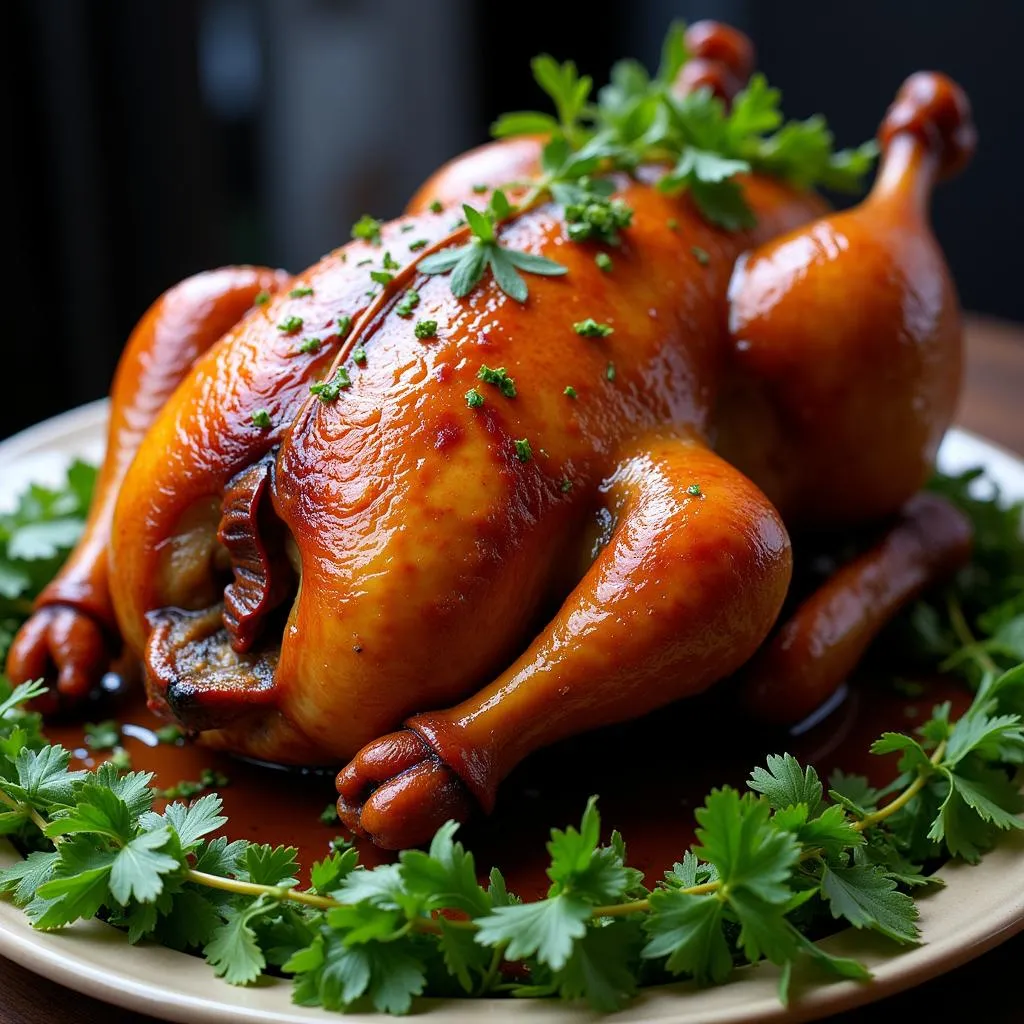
1,401 -> 1023,1024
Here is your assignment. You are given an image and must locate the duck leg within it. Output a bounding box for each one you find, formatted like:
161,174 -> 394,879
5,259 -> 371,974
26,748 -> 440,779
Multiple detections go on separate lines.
740,493 -> 972,725
716,72 -> 976,526
337,437 -> 792,848
5,266 -> 288,708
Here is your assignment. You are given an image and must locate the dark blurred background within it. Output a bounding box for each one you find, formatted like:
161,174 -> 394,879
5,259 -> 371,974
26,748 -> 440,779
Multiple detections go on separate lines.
5,0 -> 1021,439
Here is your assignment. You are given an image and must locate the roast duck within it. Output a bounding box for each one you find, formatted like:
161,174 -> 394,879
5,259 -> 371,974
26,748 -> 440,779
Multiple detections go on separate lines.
7,23 -> 977,849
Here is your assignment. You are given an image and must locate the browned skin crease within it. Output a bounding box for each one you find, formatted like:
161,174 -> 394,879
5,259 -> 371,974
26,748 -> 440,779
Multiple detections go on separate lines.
4,23 -> 978,851
218,454 -> 295,655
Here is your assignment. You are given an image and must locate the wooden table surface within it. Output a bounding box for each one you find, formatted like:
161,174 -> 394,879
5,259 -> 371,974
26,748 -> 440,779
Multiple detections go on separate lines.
1,314 -> 1022,1024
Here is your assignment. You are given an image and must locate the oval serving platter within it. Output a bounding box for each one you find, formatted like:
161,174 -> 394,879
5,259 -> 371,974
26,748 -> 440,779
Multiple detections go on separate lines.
0,400 -> 1023,1024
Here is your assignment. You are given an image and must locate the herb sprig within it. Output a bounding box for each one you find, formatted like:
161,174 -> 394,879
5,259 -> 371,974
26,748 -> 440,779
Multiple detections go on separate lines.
418,190 -> 567,302
420,22 -> 875,307
0,460 -> 97,665
492,22 -> 877,230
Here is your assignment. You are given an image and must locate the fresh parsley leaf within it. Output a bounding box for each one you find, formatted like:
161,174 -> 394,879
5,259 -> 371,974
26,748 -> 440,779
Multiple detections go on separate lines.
642,890 -> 732,983
820,864 -> 919,944
205,895 -> 274,985
748,754 -> 824,812
474,894 -> 590,970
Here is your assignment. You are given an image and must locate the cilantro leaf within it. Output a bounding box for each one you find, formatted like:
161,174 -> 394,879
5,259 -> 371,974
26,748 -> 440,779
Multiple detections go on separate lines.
552,919 -> 640,1011
204,895 -> 274,985
438,918 -> 492,993
694,788 -> 800,903
243,844 -> 300,887
109,827 -> 180,904
820,864 -> 919,944
152,793 -> 227,851
641,890 -> 732,983
399,820 -> 490,916
748,754 -> 824,812
491,110 -> 560,138
474,894 -> 590,970
34,836 -> 116,928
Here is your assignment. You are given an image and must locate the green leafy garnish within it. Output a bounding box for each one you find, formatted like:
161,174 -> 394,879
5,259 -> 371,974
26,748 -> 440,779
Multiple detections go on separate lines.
490,22 -> 876,232
0,460 -> 96,666
477,365 -> 517,398
418,191 -> 567,303
309,368 -> 352,403
351,215 -> 383,246
574,318 -> 614,338
513,439 -> 533,463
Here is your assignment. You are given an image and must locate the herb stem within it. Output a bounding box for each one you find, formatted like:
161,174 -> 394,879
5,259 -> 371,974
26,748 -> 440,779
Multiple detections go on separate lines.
855,740 -> 947,830
0,790 -> 51,834
946,592 -> 1000,674
183,869 -> 338,909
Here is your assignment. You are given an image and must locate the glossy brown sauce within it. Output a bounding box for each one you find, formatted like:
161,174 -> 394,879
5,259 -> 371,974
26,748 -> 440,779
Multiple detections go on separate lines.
44,664 -> 970,902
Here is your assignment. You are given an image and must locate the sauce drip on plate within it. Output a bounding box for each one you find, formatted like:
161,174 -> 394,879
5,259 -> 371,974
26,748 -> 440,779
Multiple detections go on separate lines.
44,666 -> 969,901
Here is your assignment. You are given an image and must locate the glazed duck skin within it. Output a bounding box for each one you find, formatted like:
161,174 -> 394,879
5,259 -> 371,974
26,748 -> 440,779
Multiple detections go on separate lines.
6,25 -> 977,848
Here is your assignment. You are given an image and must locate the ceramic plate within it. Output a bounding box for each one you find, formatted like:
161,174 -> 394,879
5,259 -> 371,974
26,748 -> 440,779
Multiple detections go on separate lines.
1,400 -> 1023,1024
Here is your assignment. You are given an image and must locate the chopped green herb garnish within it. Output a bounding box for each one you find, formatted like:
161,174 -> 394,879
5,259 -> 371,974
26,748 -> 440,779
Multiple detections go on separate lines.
320,803 -> 340,826
691,246 -> 711,265
686,483 -> 703,496
298,337 -> 322,354
157,767 -> 229,801
352,346 -> 368,366
154,725 -> 184,745
251,409 -> 273,429
84,720 -> 120,751
606,361 -> 616,381
382,251 -> 401,271
472,183 -> 489,193
465,388 -> 485,409
335,315 -> 353,339
560,478 -> 573,493
310,367 -> 353,402
595,252 -> 613,272
666,218 -> 679,231
408,238 -> 428,251
574,318 -> 614,337
564,385 -> 578,398
395,289 -> 420,318
277,315 -> 303,334
562,186 -> 634,246
289,286 -> 314,298
356,258 -> 373,267
477,365 -> 517,398
351,214 -> 382,245
429,199 -> 443,213
254,290 -> 270,306
400,223 -> 415,233
370,270 -> 394,286
414,319 -> 438,339
418,191 -> 567,302
513,438 -> 533,463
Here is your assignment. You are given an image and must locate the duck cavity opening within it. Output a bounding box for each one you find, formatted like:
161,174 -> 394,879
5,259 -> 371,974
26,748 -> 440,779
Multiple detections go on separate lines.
218,451 -> 298,654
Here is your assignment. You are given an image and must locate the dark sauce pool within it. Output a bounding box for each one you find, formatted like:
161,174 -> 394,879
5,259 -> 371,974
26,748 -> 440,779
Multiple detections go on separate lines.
43,664 -> 970,901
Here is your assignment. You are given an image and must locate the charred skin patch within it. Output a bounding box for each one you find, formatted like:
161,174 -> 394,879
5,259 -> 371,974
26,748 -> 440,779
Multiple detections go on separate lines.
145,605 -> 278,732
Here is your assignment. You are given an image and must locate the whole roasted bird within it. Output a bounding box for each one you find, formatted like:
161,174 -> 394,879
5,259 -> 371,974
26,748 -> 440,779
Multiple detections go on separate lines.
7,22 -> 976,848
